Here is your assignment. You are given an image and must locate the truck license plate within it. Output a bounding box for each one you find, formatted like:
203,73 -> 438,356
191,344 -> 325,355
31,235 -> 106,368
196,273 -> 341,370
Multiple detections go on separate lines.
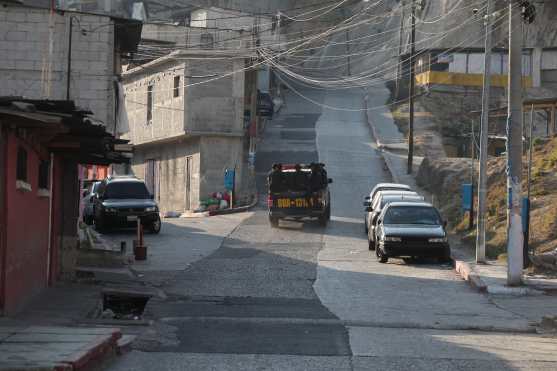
277,198 -> 309,208
127,216 -> 138,222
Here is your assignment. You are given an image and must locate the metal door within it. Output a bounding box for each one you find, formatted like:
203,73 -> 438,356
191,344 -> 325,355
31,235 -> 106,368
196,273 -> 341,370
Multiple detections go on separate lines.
185,156 -> 192,210
145,159 -> 160,201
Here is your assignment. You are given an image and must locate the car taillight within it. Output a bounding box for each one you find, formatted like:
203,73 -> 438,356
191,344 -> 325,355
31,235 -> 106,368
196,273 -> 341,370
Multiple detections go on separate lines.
267,196 -> 274,207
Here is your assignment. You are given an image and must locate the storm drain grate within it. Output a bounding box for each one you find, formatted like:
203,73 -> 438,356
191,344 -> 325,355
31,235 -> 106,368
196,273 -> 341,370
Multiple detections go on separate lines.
91,291 -> 152,321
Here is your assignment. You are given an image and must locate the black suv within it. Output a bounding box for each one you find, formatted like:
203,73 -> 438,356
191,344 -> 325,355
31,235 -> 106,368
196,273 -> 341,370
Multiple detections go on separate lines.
92,176 -> 161,233
267,163 -> 332,227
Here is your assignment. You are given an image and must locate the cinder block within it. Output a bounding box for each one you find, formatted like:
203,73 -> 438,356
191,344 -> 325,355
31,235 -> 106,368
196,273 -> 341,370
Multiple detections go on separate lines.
89,80 -> 109,91
15,23 -> 35,33
6,31 -> 26,41
9,11 -> 26,22
27,12 -> 47,23
89,61 -> 109,72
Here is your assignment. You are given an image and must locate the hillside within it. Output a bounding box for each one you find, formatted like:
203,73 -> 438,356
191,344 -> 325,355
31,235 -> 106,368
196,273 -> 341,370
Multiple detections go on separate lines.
417,138 -> 557,266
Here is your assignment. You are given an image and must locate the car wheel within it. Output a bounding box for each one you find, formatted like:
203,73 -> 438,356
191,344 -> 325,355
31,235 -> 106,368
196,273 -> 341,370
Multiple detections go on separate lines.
269,216 -> 279,228
150,216 -> 162,234
376,245 -> 388,263
95,216 -> 106,233
438,248 -> 452,264
368,231 -> 376,251
318,210 -> 329,227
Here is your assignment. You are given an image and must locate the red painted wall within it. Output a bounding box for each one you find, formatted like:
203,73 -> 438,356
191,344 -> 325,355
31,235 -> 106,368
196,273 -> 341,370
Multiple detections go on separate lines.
3,132 -> 50,314
0,128 -> 7,313
49,155 -> 63,285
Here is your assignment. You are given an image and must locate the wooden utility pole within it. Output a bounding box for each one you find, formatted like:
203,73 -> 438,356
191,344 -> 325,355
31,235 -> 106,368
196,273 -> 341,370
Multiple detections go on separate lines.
407,0 -> 416,174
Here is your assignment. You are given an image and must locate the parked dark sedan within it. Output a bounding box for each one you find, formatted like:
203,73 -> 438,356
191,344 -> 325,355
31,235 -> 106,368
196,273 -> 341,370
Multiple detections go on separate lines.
366,192 -> 424,250
373,202 -> 450,263
92,176 -> 161,233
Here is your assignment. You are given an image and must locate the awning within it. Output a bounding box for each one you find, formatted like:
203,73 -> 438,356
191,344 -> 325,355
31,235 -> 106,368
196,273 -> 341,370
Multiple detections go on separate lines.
0,97 -> 131,164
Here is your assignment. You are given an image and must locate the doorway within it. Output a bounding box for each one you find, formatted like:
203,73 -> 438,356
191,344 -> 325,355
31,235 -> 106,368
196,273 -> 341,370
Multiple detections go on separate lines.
145,159 -> 159,201
184,156 -> 192,210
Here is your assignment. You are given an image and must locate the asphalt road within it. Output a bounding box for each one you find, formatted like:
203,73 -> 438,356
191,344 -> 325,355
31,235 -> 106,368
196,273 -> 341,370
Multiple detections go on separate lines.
108,87 -> 557,371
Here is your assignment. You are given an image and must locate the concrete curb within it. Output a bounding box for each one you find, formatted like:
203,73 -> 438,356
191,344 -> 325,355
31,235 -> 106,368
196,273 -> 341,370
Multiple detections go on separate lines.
161,315 -> 536,334
364,94 -> 399,184
208,194 -> 259,216
176,194 -> 259,218
454,259 -> 488,293
364,94 -> 385,149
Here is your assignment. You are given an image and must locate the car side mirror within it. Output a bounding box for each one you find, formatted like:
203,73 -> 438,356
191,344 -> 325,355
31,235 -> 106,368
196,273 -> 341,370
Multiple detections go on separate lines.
83,190 -> 89,197
328,178 -> 333,184
365,206 -> 373,212
363,201 -> 371,207
443,220 -> 448,228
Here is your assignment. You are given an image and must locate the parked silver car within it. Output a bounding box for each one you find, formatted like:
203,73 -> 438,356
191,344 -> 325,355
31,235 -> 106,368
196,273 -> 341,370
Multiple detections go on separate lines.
82,181 -> 101,225
363,183 -> 412,233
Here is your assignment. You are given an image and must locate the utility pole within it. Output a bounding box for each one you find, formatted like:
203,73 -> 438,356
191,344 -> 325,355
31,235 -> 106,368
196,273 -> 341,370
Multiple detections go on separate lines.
395,5 -> 405,100
346,29 -> 351,76
407,0 -> 416,174
506,0 -> 524,286
475,0 -> 494,263
524,104 -> 534,268
66,16 -> 74,100
469,121 -> 475,231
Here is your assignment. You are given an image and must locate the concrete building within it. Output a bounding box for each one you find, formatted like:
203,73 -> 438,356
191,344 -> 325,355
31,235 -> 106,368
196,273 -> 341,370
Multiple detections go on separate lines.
0,0 -> 141,133
122,50 -> 257,213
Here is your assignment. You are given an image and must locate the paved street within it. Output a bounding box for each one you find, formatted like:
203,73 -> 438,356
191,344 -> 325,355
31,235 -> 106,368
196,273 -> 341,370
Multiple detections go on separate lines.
108,86 -> 557,371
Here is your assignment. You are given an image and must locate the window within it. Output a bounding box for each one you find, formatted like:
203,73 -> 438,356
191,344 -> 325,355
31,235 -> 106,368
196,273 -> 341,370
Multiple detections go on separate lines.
173,76 -> 181,97
147,84 -> 154,123
38,160 -> 50,189
16,147 -> 27,182
105,182 -> 150,199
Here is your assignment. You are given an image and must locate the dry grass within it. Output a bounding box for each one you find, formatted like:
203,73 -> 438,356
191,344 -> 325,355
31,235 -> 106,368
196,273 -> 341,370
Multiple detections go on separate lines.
419,138 -> 557,259
478,138 -> 557,257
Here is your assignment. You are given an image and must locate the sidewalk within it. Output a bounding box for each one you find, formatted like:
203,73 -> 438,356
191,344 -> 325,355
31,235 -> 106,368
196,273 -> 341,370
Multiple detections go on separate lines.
365,83 -> 557,330
0,213 -> 252,369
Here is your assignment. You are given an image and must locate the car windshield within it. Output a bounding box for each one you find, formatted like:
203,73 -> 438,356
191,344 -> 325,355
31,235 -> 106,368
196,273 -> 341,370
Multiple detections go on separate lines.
380,196 -> 421,208
104,182 -> 150,199
383,206 -> 441,225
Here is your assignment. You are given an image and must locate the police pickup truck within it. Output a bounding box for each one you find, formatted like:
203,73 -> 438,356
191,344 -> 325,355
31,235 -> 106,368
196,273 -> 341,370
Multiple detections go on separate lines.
267,163 -> 332,227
